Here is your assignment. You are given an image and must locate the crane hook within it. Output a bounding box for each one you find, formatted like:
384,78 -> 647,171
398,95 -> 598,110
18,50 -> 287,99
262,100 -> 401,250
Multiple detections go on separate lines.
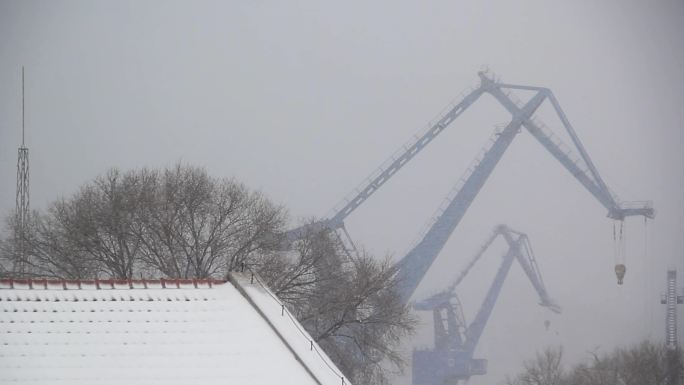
615,263 -> 626,285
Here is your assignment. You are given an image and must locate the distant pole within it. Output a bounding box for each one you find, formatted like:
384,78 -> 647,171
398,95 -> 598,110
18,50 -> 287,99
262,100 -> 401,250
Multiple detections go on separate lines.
15,66 -> 30,273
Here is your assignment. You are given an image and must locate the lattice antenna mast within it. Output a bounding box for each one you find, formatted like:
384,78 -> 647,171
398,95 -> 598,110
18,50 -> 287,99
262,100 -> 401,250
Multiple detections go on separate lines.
661,269 -> 683,385
15,66 -> 30,271
662,269 -> 683,349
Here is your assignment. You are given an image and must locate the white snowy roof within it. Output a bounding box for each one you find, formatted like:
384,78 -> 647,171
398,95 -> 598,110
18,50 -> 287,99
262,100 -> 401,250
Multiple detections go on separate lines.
0,274 -> 349,385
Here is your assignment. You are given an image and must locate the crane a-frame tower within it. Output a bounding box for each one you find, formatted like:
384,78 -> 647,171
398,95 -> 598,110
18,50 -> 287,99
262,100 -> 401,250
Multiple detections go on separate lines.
288,71 -> 654,302
286,71 -> 654,384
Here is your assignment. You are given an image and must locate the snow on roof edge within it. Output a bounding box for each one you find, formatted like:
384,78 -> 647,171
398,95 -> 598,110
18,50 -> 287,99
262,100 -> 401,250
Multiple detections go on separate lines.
0,278 -> 225,290
228,271 -> 351,385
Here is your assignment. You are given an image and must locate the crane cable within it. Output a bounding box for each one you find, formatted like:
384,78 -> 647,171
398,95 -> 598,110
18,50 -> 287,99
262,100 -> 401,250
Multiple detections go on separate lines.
612,221 -> 624,263
613,220 -> 618,264
644,216 -> 653,337
620,221 -> 625,266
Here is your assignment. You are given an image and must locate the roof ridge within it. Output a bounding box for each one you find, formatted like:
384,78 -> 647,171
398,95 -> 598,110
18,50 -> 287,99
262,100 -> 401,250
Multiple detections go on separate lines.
0,278 -> 226,290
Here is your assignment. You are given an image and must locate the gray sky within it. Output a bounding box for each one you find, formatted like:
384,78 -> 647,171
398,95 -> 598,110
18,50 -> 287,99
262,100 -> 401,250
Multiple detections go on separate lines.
2,1 -> 683,383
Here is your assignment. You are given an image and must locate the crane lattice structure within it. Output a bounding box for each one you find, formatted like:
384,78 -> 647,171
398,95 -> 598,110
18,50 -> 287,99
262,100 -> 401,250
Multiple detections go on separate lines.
288,70 -> 654,302
661,269 -> 683,385
412,225 -> 560,385
15,67 -> 29,272
286,71 -> 654,384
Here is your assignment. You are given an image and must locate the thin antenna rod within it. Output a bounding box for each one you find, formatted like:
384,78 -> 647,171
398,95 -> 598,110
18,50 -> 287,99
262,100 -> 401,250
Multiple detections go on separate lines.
15,65 -> 30,273
22,66 -> 25,146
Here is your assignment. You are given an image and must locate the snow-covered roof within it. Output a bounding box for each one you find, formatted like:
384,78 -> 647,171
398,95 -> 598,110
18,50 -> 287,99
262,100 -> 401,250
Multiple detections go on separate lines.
0,275 -> 349,385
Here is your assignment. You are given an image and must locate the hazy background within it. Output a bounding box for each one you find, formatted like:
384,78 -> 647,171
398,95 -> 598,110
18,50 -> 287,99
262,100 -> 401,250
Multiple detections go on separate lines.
1,1 -> 683,383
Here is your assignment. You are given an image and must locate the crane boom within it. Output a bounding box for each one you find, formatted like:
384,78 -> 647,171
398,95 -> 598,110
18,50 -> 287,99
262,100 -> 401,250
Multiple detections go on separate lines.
286,86 -> 485,240
395,90 -> 547,302
328,87 -> 485,228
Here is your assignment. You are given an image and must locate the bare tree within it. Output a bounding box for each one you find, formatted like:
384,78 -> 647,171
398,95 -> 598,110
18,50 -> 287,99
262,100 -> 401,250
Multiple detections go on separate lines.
69,169 -> 149,278
259,226 -> 415,385
616,341 -> 669,385
1,169 -> 150,279
134,164 -> 286,278
1,211 -> 96,279
0,166 -> 413,385
505,341 -> 680,385
508,347 -> 565,385
0,164 -> 286,280
565,342 -> 672,385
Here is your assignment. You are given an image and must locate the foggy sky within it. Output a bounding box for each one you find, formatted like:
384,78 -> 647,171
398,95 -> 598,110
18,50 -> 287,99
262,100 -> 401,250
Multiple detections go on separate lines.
1,1 -> 683,383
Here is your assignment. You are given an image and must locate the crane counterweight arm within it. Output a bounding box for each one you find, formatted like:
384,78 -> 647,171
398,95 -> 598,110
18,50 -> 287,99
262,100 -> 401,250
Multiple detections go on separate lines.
545,92 -> 612,196
488,83 -> 621,213
522,119 -> 619,212
489,82 -> 654,220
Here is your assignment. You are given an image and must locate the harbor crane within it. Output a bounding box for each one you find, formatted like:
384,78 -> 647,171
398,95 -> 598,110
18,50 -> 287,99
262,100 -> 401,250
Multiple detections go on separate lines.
286,71 -> 653,384
285,71 -> 655,384
288,70 -> 653,302
412,225 -> 560,385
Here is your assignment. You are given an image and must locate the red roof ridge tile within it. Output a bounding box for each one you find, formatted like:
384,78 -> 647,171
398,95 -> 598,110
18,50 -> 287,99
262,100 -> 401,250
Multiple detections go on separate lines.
0,278 -> 227,290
